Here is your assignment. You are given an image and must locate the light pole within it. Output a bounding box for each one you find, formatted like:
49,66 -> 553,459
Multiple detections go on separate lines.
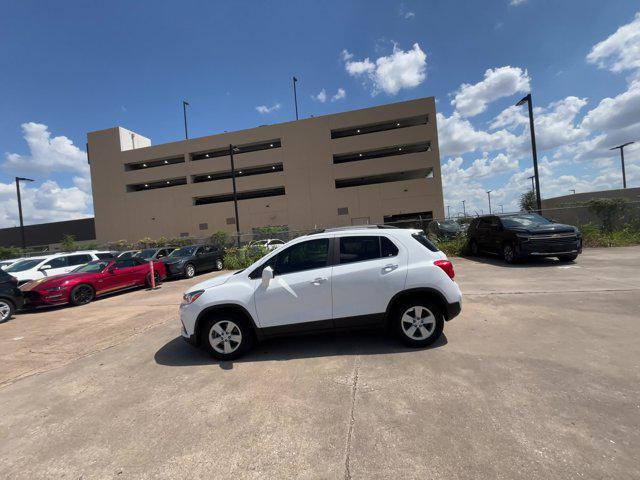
229,144 -> 241,245
499,204 -> 504,213
609,141 -> 634,189
446,205 -> 451,219
183,100 -> 189,139
461,200 -> 466,217
292,76 -> 299,121
486,190 -> 492,214
570,189 -> 576,195
15,177 -> 34,252
516,94 -> 542,212
527,175 -> 535,193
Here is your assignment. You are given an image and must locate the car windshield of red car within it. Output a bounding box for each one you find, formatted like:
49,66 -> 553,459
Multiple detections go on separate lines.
74,260 -> 111,273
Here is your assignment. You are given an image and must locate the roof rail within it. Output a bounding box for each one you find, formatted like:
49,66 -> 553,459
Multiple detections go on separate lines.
311,225 -> 399,234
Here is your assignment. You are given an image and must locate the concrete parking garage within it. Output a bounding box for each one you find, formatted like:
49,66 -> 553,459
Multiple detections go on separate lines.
1,247 -> 639,479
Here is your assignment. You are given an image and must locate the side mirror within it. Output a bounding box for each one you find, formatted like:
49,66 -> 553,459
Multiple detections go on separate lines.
261,266 -> 274,285
39,264 -> 52,271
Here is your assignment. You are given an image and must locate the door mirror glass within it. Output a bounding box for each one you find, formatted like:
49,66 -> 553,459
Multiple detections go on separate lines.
39,264 -> 51,271
262,266 -> 274,285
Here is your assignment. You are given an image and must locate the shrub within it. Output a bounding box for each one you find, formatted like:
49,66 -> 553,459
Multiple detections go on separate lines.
0,246 -> 22,260
60,234 -> 77,252
586,198 -> 629,232
432,234 -> 469,257
210,231 -> 232,250
223,245 -> 270,270
579,221 -> 640,248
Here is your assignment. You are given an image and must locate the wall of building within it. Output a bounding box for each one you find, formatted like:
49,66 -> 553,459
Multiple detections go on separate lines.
87,97 -> 444,243
0,218 -> 96,249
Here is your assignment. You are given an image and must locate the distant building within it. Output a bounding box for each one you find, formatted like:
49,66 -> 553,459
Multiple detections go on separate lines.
0,218 -> 96,250
87,97 -> 444,243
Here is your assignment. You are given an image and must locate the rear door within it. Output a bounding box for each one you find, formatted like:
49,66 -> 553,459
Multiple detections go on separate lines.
475,219 -> 492,250
331,235 -> 407,323
64,254 -> 94,273
44,256 -> 70,277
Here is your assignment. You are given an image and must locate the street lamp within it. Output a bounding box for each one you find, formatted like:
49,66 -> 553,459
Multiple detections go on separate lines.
609,141 -> 634,189
446,205 -> 451,219
229,144 -> 241,245
183,100 -> 190,139
499,204 -> 504,213
527,175 -> 535,193
516,93 -> 542,212
292,76 -> 299,121
570,189 -> 576,195
486,190 -> 493,214
461,200 -> 466,217
15,177 -> 34,252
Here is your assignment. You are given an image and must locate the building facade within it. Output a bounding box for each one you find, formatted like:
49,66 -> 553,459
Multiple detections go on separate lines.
87,97 -> 444,243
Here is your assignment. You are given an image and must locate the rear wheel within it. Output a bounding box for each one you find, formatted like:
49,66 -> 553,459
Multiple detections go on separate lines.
185,263 -> 196,278
70,284 -> 95,306
469,239 -> 479,256
200,315 -> 254,360
558,254 -> 578,262
145,271 -> 161,288
392,300 -> 444,348
0,299 -> 15,323
214,258 -> 224,271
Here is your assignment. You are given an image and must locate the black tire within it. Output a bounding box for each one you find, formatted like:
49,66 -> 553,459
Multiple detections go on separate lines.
145,271 -> 161,288
214,258 -> 224,271
502,243 -> 517,264
184,263 -> 196,278
0,298 -> 15,323
69,284 -> 95,306
200,313 -> 254,360
558,254 -> 578,262
392,299 -> 444,348
469,239 -> 479,256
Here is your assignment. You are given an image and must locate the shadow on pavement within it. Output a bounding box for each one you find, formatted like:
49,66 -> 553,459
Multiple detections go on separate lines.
460,254 -> 573,268
154,330 -> 448,369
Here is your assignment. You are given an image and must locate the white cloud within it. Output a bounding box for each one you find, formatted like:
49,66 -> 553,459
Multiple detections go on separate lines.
509,0 -> 527,5
437,112 -> 520,157
581,80 -> 640,132
331,88 -> 346,102
490,105 -> 528,130
255,103 -> 281,114
533,96 -> 589,152
311,89 -> 327,103
342,43 -> 427,95
451,66 -> 530,117
586,12 -> 640,75
399,3 -> 415,19
3,122 -> 88,176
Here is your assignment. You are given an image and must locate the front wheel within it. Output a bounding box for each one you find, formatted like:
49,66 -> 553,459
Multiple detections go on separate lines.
184,263 -> 196,278
145,271 -> 161,288
200,315 -> 254,360
502,243 -> 517,264
214,258 -> 224,271
69,284 -> 95,306
0,299 -> 15,323
392,300 -> 444,348
469,239 -> 479,256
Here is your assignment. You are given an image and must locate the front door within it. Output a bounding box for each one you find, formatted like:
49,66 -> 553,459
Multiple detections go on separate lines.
254,238 -> 332,330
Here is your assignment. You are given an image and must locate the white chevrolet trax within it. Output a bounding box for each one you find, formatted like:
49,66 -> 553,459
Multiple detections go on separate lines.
179,226 -> 462,360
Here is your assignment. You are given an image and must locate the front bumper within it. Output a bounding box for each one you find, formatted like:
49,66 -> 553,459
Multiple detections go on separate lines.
165,262 -> 186,277
517,235 -> 582,257
22,290 -> 68,306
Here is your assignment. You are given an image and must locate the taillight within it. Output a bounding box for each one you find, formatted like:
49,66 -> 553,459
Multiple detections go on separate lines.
434,260 -> 455,279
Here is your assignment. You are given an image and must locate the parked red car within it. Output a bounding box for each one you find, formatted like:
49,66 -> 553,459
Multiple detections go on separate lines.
20,257 -> 167,307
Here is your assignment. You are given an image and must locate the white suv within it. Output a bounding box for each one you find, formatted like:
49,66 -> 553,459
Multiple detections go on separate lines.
179,226 -> 462,360
5,251 -> 112,285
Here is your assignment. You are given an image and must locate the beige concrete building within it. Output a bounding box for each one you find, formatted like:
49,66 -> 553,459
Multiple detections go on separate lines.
87,97 -> 444,243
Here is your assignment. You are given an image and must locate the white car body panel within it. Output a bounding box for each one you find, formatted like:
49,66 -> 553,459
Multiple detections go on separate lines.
179,228 -> 462,340
8,252 -> 103,284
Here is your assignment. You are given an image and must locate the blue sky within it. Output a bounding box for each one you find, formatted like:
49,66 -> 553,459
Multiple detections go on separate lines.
1,0 -> 639,225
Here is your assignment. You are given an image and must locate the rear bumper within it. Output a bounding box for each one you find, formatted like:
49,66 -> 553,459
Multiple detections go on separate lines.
445,301 -> 461,321
165,263 -> 186,277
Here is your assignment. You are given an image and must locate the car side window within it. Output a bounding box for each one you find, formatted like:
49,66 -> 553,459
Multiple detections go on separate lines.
115,259 -> 137,269
381,237 -> 399,257
339,236 -> 380,264
48,257 -> 68,268
274,239 -> 330,275
67,254 -> 93,266
96,253 -> 114,260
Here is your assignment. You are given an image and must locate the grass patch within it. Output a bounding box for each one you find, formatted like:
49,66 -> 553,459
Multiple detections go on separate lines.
579,222 -> 640,248
431,235 -> 469,257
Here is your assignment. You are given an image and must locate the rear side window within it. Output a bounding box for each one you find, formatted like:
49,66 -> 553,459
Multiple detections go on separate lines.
412,232 -> 439,252
116,259 -> 136,268
96,253 -> 114,260
48,257 -> 69,268
67,254 -> 93,266
339,236 -> 380,264
381,237 -> 399,257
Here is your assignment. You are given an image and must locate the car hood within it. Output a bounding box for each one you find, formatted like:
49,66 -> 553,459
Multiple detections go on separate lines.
187,271 -> 236,293
162,257 -> 191,265
20,273 -> 84,291
512,223 -> 577,235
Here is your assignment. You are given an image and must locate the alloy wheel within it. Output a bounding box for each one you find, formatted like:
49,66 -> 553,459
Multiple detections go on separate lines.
209,320 -> 242,354
0,301 -> 11,321
73,286 -> 93,305
503,244 -> 515,263
215,259 -> 223,270
401,306 -> 436,340
186,265 -> 195,278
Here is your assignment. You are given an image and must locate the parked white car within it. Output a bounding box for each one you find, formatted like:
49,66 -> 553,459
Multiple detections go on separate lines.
0,258 -> 24,270
179,226 -> 462,360
5,251 -> 110,285
249,238 -> 285,251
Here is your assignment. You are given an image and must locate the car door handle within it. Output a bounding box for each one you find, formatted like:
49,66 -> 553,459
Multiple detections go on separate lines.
311,277 -> 327,285
383,264 -> 399,272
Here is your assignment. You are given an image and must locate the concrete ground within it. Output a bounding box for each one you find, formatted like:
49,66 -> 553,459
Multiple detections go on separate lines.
1,247 -> 639,479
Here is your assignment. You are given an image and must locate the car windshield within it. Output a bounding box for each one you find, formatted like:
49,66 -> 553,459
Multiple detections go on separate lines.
169,247 -> 196,257
5,258 -> 44,272
136,249 -> 157,259
500,213 -> 553,228
74,261 -> 110,273
439,221 -> 461,232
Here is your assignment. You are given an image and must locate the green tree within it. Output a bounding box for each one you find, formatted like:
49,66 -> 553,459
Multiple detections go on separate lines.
587,198 -> 629,232
60,234 -> 77,252
519,190 -> 536,212
138,237 -> 155,248
210,230 -> 231,250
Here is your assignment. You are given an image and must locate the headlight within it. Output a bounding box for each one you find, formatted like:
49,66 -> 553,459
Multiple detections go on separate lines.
516,233 -> 531,242
46,285 -> 68,292
182,289 -> 204,304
